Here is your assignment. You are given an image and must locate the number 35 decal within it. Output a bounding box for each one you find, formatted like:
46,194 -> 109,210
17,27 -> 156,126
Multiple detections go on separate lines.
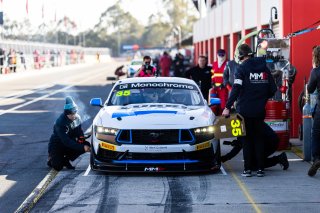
231,119 -> 242,136
116,90 -> 131,96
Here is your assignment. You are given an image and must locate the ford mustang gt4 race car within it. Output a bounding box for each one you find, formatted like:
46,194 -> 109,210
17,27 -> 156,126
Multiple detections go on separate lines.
89,77 -> 221,172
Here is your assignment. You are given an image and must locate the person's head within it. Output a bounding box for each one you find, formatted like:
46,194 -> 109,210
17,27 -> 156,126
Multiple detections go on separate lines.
198,55 -> 208,68
143,55 -> 152,65
143,88 -> 159,103
312,46 -> 320,68
64,96 -> 78,120
163,51 -> 168,56
238,44 -> 254,62
217,49 -> 226,63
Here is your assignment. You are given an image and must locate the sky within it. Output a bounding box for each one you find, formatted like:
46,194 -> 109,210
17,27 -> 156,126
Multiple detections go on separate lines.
0,0 -> 165,31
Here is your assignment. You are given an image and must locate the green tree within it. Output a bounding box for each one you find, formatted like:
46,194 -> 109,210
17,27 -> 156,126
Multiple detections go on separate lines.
93,1 -> 144,56
162,0 -> 199,44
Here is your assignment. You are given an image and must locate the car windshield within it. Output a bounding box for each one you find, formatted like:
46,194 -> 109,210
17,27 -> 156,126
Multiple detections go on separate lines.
131,61 -> 143,65
107,82 -> 204,106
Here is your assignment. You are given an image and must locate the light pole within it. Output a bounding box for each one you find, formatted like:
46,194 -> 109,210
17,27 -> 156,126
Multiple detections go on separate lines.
173,26 -> 181,49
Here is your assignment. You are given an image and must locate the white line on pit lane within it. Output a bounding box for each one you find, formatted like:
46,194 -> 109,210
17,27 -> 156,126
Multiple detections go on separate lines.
288,158 -> 304,162
220,165 -> 228,175
0,67 -> 108,116
83,164 -> 91,176
0,83 -> 52,103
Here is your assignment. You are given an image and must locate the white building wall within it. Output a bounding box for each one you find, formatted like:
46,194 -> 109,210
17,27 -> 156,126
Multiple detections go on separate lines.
232,0 -> 242,32
222,0 -> 231,35
193,0 -> 282,42
244,0 -> 258,29
261,0 -> 280,25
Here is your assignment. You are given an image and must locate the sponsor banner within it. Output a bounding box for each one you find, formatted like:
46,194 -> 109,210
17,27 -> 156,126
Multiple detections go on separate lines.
117,82 -> 195,90
265,120 -> 288,131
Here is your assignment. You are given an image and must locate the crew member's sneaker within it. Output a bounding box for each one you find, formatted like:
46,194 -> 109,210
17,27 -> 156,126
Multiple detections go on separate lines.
278,152 -> 289,170
64,159 -> 75,170
256,170 -> 265,177
241,170 -> 252,177
308,159 -> 320,177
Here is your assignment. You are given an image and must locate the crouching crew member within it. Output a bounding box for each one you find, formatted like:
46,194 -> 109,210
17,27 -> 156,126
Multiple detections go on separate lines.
47,96 -> 91,171
222,44 -> 277,177
221,122 -> 289,170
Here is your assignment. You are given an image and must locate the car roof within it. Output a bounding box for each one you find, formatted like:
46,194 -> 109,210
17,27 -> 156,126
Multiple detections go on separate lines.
131,59 -> 143,62
116,77 -> 198,86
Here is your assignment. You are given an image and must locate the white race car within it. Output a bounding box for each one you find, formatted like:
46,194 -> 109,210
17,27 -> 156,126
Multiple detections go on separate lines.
89,77 -> 221,172
127,59 -> 143,78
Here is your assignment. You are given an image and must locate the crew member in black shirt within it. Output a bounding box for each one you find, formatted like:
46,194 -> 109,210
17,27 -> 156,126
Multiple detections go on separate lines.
185,56 -> 212,102
222,44 -> 277,177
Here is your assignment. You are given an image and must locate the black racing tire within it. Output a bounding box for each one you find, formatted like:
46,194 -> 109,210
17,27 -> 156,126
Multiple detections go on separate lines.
214,140 -> 221,167
205,139 -> 221,171
106,76 -> 117,81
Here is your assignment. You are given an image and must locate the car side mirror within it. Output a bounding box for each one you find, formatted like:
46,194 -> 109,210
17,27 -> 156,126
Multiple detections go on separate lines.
90,98 -> 103,107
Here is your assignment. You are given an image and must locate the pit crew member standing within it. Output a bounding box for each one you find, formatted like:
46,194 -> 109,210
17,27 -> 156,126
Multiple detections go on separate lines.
47,96 -> 91,171
211,49 -> 228,109
134,55 -> 157,77
185,55 -> 212,102
159,51 -> 172,77
222,44 -> 277,177
307,46 -> 320,176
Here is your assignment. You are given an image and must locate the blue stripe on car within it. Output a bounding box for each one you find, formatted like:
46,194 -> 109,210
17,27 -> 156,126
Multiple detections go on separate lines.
112,110 -> 177,118
112,159 -> 199,164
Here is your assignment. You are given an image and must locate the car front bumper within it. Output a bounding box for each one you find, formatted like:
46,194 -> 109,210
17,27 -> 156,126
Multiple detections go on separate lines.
90,140 -> 220,173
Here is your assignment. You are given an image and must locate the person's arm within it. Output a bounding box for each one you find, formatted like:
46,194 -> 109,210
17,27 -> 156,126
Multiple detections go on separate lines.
307,68 -> 318,94
184,67 -> 193,79
267,68 -> 277,98
134,67 -> 142,77
225,66 -> 244,110
223,62 -> 230,85
54,124 -> 85,152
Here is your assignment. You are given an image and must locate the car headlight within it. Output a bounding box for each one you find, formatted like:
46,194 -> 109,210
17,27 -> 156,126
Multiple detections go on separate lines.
193,126 -> 215,142
95,126 -> 118,144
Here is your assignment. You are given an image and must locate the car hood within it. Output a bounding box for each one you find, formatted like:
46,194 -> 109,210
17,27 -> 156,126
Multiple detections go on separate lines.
94,104 -> 214,129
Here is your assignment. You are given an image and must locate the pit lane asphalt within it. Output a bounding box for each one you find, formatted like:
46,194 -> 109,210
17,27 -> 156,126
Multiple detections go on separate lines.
1,61 -> 320,213
0,61 -> 118,213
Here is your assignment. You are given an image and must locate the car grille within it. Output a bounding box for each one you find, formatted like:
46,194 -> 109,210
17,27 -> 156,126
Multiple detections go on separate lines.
116,129 -> 194,144
132,130 -> 179,144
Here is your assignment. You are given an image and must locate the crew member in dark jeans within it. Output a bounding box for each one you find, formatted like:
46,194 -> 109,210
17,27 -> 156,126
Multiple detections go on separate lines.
307,45 -> 320,176
185,56 -> 212,102
222,44 -> 277,177
47,96 -> 91,171
221,122 -> 289,170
